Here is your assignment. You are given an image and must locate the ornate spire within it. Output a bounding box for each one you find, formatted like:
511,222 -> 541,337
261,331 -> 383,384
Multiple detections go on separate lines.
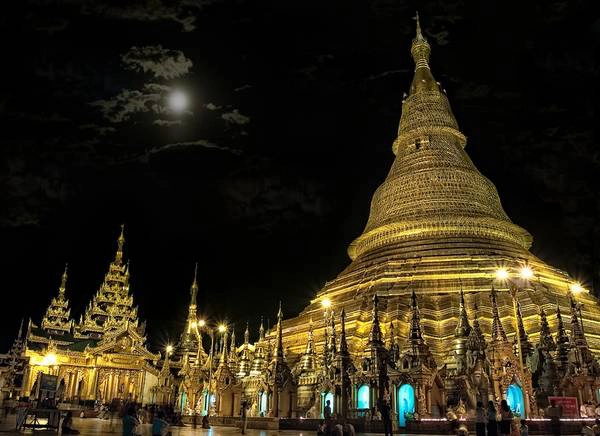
368,294 -> 383,345
514,298 -> 534,359
568,293 -> 592,364
219,329 -> 229,364
244,322 -> 250,344
340,309 -> 349,355
299,319 -> 317,372
538,308 -> 556,352
273,302 -> 285,362
59,263 -> 68,298
329,310 -> 337,354
190,262 -> 198,307
490,287 -> 508,342
555,303 -> 570,371
259,317 -> 265,341
466,304 -> 487,352
115,224 -> 125,265
408,290 -> 424,344
41,265 -> 72,334
411,12 -> 432,75
455,288 -> 471,338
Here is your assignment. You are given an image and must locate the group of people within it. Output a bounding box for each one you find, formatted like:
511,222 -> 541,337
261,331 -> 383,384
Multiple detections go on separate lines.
121,404 -> 172,436
473,400 -> 527,436
316,399 -> 357,436
580,401 -> 600,418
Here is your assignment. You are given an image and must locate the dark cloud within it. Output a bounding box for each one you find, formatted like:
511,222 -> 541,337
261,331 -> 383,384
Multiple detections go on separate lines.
221,109 -> 250,125
121,46 -> 193,79
89,83 -> 174,123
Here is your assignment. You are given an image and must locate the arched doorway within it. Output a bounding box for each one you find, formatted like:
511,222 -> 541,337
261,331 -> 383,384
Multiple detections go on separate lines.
397,384 -> 415,427
506,384 -> 525,417
180,391 -> 187,414
259,391 -> 268,416
357,385 -> 370,410
322,391 -> 334,417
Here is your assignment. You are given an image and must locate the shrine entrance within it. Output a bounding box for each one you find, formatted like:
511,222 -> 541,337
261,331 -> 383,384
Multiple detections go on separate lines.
506,384 -> 525,417
397,384 -> 415,427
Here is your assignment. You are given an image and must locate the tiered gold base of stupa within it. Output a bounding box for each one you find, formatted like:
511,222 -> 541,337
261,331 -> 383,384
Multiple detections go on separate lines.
281,244 -> 600,366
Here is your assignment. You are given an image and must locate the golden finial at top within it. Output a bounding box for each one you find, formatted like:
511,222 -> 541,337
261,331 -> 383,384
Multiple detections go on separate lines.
415,11 -> 425,41
59,262 -> 68,296
115,224 -> 126,264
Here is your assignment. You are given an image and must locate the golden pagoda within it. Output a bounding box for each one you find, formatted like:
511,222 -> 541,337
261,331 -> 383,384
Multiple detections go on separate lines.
277,14 -> 600,414
21,226 -> 161,404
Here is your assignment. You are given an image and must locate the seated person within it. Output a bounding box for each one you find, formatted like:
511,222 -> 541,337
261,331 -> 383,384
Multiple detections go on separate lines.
61,411 -> 80,434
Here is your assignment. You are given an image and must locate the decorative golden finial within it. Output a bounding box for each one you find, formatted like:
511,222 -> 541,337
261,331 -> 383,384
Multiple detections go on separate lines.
115,224 -> 125,264
415,11 -> 425,41
59,263 -> 68,297
190,262 -> 199,301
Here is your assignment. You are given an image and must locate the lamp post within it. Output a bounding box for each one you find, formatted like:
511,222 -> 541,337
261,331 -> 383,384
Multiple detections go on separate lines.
494,266 -> 533,418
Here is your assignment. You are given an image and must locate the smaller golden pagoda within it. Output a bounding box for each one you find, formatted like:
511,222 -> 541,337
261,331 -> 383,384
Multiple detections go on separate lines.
20,226 -> 161,404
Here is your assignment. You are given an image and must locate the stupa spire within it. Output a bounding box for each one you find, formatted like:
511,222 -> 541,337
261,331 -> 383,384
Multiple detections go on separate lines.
329,310 -> 337,353
190,262 -> 198,307
305,319 -> 315,354
368,294 -> 383,345
514,298 -> 534,359
455,288 -> 471,338
115,224 -> 125,265
466,304 -> 487,352
410,11 -> 434,91
490,288 -> 508,342
340,309 -> 349,355
41,265 -> 72,334
259,317 -> 265,341
273,302 -> 285,361
555,303 -> 570,371
244,322 -> 250,344
59,263 -> 68,298
408,290 -> 424,344
538,308 -> 556,351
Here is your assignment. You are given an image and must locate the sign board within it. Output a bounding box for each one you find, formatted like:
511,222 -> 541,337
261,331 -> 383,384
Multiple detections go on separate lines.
548,396 -> 579,418
39,374 -> 58,392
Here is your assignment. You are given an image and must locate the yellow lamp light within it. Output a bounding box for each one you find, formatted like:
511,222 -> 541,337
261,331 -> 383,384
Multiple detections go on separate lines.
191,321 -> 197,328
41,352 -> 58,366
570,283 -> 584,294
519,266 -> 534,280
166,345 -> 173,354
321,298 -> 332,309
495,268 -> 509,280
198,319 -> 206,327
218,324 -> 227,333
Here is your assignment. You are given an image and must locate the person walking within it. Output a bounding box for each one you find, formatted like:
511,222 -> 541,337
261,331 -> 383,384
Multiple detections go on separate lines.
475,401 -> 487,436
499,400 -> 513,436
241,400 -> 249,434
487,400 -> 498,436
122,406 -> 140,436
151,411 -> 170,436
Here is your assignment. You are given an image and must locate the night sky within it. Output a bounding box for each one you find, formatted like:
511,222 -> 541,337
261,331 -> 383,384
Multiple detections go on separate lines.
1,0 -> 598,351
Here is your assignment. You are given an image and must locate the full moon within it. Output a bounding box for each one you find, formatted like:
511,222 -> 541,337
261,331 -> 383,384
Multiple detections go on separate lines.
168,90 -> 188,112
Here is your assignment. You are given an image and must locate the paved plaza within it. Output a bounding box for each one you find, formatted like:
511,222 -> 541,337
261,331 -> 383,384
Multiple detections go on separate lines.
0,415 -> 467,436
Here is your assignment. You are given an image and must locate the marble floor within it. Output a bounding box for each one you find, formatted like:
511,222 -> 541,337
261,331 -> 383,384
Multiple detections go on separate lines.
0,414 -> 465,435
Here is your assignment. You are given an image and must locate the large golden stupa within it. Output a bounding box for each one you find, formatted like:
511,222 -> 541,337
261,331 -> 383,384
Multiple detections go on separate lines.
280,17 -> 600,369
